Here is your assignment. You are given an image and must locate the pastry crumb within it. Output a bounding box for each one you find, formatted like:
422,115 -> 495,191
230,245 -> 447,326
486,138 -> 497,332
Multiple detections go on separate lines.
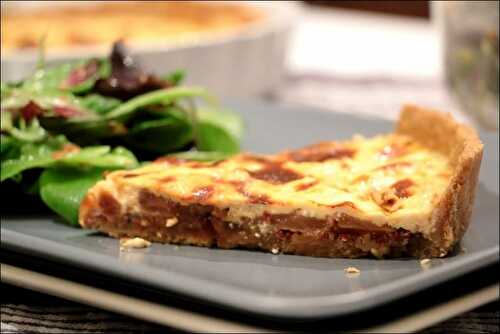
420,258 -> 431,268
165,217 -> 178,228
120,237 -> 151,250
271,248 -> 280,254
344,266 -> 360,275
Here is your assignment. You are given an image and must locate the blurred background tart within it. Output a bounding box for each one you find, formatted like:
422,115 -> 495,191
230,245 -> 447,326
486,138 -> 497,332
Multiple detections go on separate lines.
1,1 -> 264,54
1,1 -> 299,98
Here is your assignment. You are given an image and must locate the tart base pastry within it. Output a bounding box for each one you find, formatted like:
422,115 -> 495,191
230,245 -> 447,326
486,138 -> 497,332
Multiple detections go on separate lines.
80,105 -> 483,258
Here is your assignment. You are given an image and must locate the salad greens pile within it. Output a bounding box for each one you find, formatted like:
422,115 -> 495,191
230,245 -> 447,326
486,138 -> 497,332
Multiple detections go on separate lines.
1,41 -> 243,225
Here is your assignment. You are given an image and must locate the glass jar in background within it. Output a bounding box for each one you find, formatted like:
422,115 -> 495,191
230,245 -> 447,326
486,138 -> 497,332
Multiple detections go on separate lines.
434,1 -> 499,130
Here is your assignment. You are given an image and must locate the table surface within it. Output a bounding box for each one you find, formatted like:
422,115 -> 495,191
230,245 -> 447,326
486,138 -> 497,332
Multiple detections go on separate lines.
1,5 -> 498,333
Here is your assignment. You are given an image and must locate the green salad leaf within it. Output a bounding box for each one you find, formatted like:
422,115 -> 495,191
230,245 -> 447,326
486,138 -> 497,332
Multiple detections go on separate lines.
0,41 -> 244,226
163,70 -> 185,86
59,146 -> 138,168
0,135 -> 138,182
0,134 -> 20,161
2,114 -> 48,142
22,59 -> 110,94
79,94 -> 121,114
38,147 -> 138,225
171,150 -> 233,161
1,82 -> 17,100
1,88 -> 96,122
39,167 -> 107,225
0,135 -> 68,182
126,117 -> 193,154
104,86 -> 215,120
196,109 -> 244,153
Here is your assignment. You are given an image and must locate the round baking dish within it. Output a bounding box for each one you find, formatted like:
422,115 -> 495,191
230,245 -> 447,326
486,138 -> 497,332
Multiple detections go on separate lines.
1,1 -> 301,97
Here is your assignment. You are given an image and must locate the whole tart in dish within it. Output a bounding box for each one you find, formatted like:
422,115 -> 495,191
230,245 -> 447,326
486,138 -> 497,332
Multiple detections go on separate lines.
80,105 -> 484,258
1,2 -> 263,53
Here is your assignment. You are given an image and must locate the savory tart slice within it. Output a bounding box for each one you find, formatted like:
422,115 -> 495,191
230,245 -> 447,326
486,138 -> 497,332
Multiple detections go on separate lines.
79,105 -> 483,258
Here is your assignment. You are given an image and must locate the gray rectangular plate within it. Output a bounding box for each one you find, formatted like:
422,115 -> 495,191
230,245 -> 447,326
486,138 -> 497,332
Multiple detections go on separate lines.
1,101 -> 499,319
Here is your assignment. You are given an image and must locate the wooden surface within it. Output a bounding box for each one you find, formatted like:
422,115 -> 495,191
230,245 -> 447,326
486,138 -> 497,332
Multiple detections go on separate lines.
1,278 -> 498,333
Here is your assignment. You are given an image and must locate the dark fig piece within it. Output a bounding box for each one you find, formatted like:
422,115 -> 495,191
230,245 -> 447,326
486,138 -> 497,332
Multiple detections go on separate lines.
94,41 -> 170,100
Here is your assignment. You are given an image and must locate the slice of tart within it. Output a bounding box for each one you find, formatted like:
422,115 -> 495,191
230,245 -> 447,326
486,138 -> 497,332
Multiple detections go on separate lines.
79,105 -> 483,258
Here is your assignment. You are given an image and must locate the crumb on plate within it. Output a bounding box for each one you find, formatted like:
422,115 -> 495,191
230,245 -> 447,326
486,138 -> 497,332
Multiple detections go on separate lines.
420,258 -> 431,269
120,237 -> 151,250
344,266 -> 360,275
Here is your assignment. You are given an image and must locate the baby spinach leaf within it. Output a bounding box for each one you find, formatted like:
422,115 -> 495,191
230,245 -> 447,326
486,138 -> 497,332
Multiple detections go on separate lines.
1,82 -> 8,96
38,87 -> 207,142
39,167 -> 106,225
22,59 -> 110,94
171,151 -> 233,161
22,60 -> 87,93
59,146 -> 138,169
1,82 -> 17,100
6,118 -> 47,142
0,135 -> 20,160
110,146 -> 138,164
142,105 -> 188,121
64,59 -> 111,94
163,70 -> 185,86
104,86 -> 215,120
38,146 -> 137,225
40,118 -> 125,144
196,109 -> 244,154
1,89 -> 33,111
0,135 -> 137,182
1,88 -> 95,122
0,135 -> 14,155
126,117 -> 193,154
79,94 -> 121,114
1,110 -> 14,131
0,135 -> 67,182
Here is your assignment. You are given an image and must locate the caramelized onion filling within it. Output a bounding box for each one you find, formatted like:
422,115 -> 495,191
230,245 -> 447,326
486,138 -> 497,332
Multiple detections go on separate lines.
82,189 -> 421,258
